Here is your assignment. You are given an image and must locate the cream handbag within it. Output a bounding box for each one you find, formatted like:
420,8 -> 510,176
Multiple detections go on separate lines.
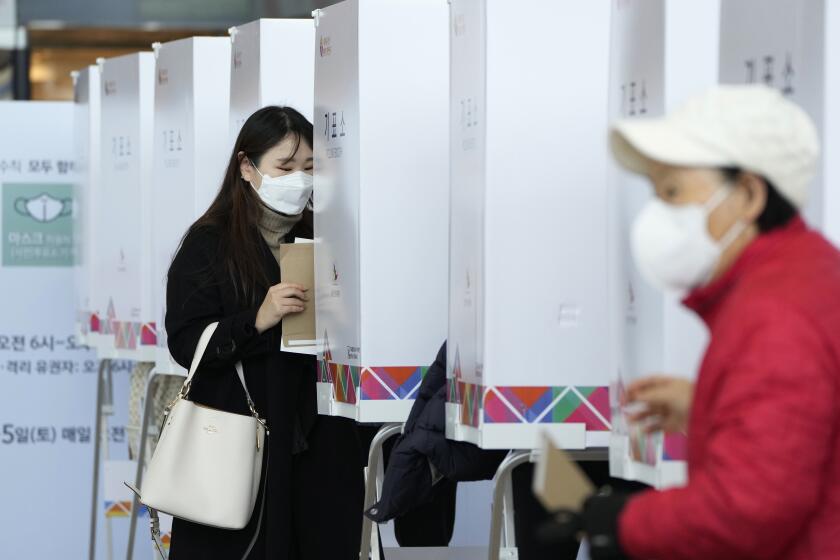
126,322 -> 268,559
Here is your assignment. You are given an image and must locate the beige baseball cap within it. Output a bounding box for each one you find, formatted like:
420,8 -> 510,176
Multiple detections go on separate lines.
610,85 -> 820,209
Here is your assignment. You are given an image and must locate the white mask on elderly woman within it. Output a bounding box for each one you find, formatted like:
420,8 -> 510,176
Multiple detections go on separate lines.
631,186 -> 747,293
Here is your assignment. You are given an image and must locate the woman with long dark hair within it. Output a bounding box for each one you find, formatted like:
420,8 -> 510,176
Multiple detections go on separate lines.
165,106 -> 366,559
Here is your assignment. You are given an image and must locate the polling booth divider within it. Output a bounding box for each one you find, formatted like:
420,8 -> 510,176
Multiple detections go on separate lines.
72,65 -> 101,349
311,1 -> 449,557
123,36 -> 233,560
228,18 -> 314,146
445,1 -> 614,558
312,0 -> 449,423
71,66 -> 126,560
85,52 -> 156,560
93,53 -> 156,363
607,0 -> 719,491
719,0 -> 839,243
71,68 -> 106,558
228,17 -> 315,356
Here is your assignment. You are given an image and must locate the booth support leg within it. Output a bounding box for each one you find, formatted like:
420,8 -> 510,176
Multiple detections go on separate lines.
488,450 -> 533,560
127,364 -> 160,560
359,423 -> 403,560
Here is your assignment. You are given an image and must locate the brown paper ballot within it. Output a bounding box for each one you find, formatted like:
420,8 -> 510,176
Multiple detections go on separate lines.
279,242 -> 316,346
532,432 -> 595,512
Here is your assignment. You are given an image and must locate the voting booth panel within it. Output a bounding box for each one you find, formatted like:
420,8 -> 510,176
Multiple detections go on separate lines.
151,37 -> 231,375
229,18 -> 314,146
313,0 -> 449,423
445,0 -> 614,451
72,65 -> 101,346
719,0 -> 839,243
607,0 -> 718,489
95,53 -> 156,360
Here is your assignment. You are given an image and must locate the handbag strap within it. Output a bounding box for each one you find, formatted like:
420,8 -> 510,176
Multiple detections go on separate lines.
179,322 -> 261,420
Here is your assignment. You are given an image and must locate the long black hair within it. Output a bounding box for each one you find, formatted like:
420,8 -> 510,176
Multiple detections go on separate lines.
187,106 -> 314,304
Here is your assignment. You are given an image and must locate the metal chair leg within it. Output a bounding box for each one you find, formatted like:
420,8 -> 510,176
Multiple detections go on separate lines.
88,359 -> 106,560
88,359 -> 111,560
359,423 -> 403,560
488,450 -> 532,560
126,364 -> 159,560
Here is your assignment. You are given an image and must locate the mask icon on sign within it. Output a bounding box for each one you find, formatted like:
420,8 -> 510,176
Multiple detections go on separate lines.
14,193 -> 73,223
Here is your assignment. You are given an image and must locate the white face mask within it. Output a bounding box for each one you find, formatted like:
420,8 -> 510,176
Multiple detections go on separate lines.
631,187 -> 747,293
250,163 -> 313,216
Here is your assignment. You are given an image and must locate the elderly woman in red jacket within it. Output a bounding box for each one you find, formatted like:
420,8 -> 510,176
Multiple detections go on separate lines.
576,85 -> 840,560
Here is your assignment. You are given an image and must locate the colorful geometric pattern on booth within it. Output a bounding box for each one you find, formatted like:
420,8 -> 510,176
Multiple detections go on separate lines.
101,298 -> 117,335
360,366 -> 427,400
482,385 -> 611,430
2,183 -> 75,267
333,364 -> 361,404
629,426 -> 660,466
459,381 -> 481,427
663,432 -> 688,461
447,379 -> 461,405
318,330 -> 333,383
317,359 -> 332,383
114,321 -> 141,350
140,322 -> 157,346
551,386 -> 610,430
104,500 -> 133,518
447,346 -> 463,404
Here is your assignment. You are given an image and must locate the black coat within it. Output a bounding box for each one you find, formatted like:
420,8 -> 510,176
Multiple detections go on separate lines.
165,221 -> 365,560
366,342 -> 507,523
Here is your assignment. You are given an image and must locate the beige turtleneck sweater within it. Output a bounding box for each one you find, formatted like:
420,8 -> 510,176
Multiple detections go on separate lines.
257,203 -> 303,264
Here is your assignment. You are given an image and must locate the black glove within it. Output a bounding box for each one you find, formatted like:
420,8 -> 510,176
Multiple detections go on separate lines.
537,487 -> 631,560
581,487 -> 631,560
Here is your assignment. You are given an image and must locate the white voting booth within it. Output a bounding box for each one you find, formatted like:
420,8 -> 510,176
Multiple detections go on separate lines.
122,38 -> 232,560
150,37 -> 231,375
95,52 -> 156,361
313,0 -> 449,423
229,18 -> 314,144
445,0 -> 613,453
71,65 -> 101,347
607,0 -> 720,490
719,0 -> 840,245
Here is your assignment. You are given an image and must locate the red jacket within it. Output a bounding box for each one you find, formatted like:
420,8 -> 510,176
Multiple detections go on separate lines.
619,217 -> 840,560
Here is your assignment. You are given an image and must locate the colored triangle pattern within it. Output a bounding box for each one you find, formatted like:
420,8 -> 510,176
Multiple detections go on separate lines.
460,382 -> 480,427
629,426 -> 659,465
496,386 -> 554,422
317,330 -> 333,383
334,364 -> 360,404
114,321 -> 141,350
101,298 -> 116,335
104,500 -> 132,518
663,433 -> 688,461
481,385 -> 611,430
360,366 -> 426,400
483,389 -> 520,422
90,313 -> 100,333
114,321 -> 125,348
141,322 -> 157,346
448,346 -> 463,404
558,387 -> 610,430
